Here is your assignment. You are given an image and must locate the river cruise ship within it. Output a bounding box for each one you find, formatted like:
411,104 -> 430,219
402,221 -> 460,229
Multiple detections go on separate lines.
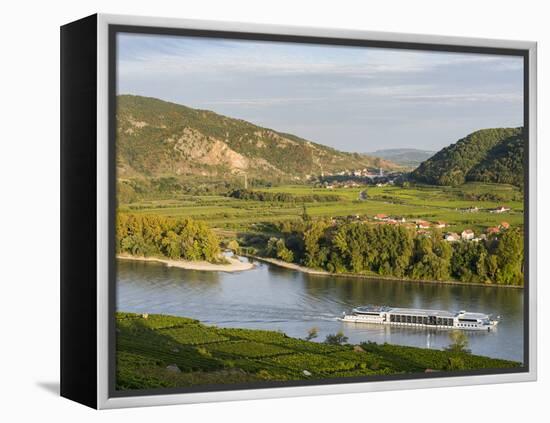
341,305 -> 498,331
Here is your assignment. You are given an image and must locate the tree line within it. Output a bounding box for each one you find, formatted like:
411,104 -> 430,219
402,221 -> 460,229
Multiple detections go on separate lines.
261,219 -> 524,286
228,189 -> 342,203
116,213 -> 221,262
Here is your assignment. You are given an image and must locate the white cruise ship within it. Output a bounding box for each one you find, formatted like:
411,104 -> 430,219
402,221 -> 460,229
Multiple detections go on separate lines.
341,305 -> 499,331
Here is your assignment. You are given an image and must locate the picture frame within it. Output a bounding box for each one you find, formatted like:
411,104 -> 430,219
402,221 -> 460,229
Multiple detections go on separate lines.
60,13 -> 537,409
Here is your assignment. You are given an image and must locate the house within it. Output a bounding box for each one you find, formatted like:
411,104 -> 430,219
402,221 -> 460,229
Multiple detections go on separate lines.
461,229 -> 475,240
490,206 -> 511,214
500,221 -> 510,229
416,220 -> 431,229
374,213 -> 389,221
486,227 -> 500,235
444,232 -> 460,242
465,206 -> 479,213
434,221 -> 447,229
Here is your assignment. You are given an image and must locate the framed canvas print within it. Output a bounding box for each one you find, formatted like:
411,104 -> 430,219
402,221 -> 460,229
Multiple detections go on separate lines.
60,14 -> 537,409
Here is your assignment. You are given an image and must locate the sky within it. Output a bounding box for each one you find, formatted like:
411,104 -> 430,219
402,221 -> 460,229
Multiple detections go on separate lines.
117,33 -> 524,153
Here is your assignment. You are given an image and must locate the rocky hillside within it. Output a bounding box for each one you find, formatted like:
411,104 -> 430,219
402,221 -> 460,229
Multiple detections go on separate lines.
410,127 -> 524,187
116,95 -> 397,181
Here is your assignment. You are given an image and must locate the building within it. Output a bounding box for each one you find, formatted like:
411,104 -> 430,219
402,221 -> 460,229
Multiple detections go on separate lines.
374,213 -> 389,221
486,227 -> 500,235
500,221 -> 510,229
490,206 -> 511,214
434,221 -> 447,229
461,229 -> 475,240
444,232 -> 460,242
416,220 -> 431,229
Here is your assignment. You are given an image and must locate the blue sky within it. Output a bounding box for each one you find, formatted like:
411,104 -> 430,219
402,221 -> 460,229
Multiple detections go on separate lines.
117,33 -> 524,152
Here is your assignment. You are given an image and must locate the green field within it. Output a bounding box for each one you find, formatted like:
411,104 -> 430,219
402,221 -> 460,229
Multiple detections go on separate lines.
119,182 -> 523,235
116,313 -> 521,391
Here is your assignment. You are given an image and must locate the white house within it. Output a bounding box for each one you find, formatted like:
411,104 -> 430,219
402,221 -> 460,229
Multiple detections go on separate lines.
444,232 -> 460,242
490,206 -> 511,214
461,229 -> 475,240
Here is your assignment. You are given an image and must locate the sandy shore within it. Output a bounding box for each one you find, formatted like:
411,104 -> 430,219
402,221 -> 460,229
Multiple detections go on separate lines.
248,256 -> 330,275
117,254 -> 254,272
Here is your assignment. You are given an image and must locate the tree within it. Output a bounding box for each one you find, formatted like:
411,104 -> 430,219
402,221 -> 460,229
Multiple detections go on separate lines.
445,330 -> 471,354
303,220 -> 330,268
495,229 -> 524,285
227,240 -> 239,253
265,237 -> 279,258
301,203 -> 310,223
276,238 -> 294,263
324,331 -> 348,345
305,327 -> 319,341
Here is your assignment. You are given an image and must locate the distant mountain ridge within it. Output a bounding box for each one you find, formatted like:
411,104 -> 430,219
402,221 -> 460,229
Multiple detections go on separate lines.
410,127 -> 524,187
116,95 -> 398,182
368,148 -> 436,168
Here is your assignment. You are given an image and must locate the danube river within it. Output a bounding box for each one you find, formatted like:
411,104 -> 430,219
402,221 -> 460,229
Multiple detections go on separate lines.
117,257 -> 524,362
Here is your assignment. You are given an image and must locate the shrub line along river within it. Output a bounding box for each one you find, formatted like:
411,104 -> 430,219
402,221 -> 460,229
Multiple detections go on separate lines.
244,254 -> 524,289
117,255 -> 524,362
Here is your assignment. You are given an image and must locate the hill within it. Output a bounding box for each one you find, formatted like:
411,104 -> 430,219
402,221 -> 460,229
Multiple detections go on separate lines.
410,128 -> 524,187
116,95 -> 398,183
368,148 -> 435,168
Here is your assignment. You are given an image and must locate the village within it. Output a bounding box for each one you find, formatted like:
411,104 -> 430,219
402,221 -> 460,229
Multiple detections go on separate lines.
330,210 -> 512,243
312,167 -> 406,189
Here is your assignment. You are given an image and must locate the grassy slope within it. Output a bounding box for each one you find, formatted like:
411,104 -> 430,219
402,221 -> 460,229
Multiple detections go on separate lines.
116,312 -> 520,391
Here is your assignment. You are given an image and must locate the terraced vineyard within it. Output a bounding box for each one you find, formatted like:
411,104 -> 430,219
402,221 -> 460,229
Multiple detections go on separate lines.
116,313 -> 521,391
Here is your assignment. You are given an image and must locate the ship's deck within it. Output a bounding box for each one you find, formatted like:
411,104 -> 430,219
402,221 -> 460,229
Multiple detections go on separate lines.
353,305 -> 491,320
389,307 -> 455,318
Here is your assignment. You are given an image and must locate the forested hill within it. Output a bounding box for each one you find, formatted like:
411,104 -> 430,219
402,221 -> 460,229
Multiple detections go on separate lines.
116,95 -> 398,181
410,127 -> 524,187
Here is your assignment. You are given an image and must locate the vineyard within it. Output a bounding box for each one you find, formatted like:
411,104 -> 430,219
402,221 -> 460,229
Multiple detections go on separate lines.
116,312 -> 521,391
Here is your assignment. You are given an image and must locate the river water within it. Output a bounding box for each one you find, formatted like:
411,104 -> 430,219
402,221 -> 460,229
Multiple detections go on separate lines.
116,257 -> 524,362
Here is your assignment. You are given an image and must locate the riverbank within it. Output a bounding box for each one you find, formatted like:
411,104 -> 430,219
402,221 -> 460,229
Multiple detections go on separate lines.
245,254 -> 523,289
117,254 -> 254,272
116,312 -> 521,391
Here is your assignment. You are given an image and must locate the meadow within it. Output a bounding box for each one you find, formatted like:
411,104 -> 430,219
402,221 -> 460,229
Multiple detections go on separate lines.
119,182 -> 523,236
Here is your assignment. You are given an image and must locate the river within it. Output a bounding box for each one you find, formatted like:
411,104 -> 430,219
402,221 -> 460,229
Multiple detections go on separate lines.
116,256 -> 524,362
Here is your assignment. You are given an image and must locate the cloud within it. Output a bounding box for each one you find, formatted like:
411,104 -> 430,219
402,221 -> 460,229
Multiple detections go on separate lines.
395,92 -> 522,104
116,32 -> 524,151
201,97 -> 324,107
118,33 -> 523,81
